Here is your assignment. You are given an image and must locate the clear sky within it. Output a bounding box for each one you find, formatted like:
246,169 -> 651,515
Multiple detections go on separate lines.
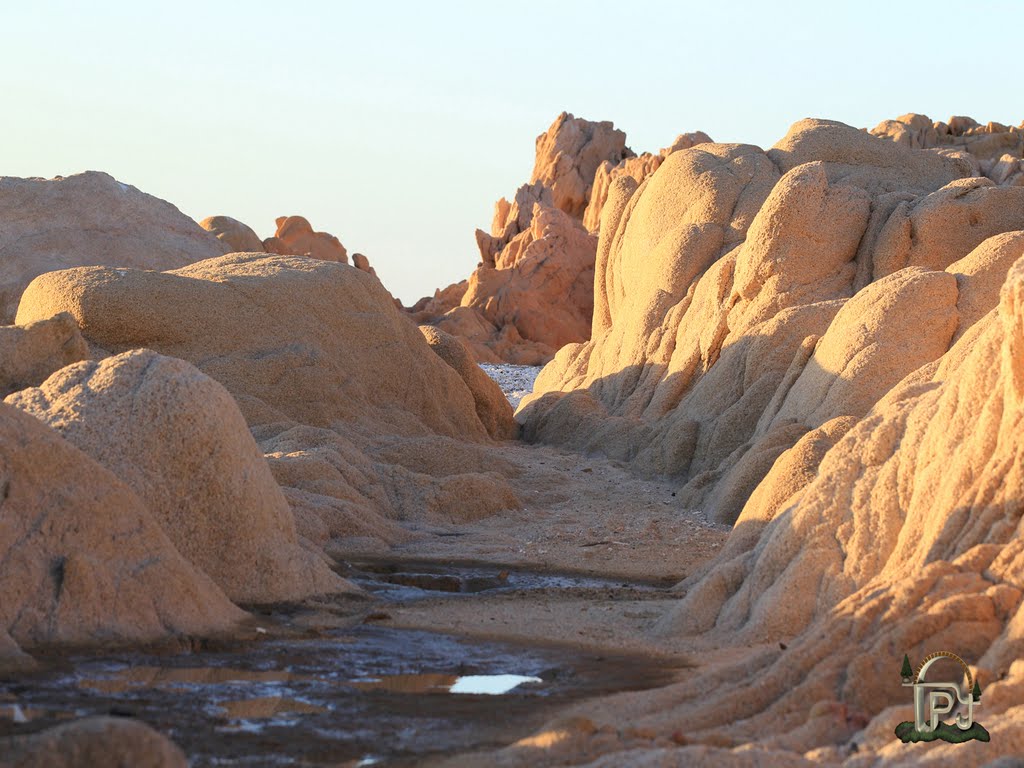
3,1 -> 1022,304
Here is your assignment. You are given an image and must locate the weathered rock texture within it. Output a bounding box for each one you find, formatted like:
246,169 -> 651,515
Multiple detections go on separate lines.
7,350 -> 343,603
16,253 -> 520,549
413,113 -> 710,364
0,401 -> 244,660
261,214 -> 382,279
516,115 -> 1024,762
0,171 -> 229,322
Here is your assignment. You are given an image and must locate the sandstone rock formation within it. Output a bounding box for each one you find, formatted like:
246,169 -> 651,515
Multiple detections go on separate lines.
7,350 -> 344,603
16,253 -> 520,547
0,717 -> 187,768
516,115 -> 1024,759
198,214 -> 265,252
414,113 -> 710,364
0,313 -> 87,398
0,401 -> 244,660
0,171 -> 229,322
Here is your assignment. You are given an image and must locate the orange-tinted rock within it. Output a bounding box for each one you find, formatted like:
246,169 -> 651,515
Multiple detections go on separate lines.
264,215 -> 348,264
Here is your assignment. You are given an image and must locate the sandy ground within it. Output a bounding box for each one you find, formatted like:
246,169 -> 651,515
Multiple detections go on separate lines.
329,366 -> 732,667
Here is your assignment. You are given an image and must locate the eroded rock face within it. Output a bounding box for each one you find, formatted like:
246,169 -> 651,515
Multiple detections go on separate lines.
0,171 -> 229,323
516,115 -> 1024,757
16,253 -> 520,549
582,131 -> 713,234
6,350 -> 345,603
0,402 -> 244,657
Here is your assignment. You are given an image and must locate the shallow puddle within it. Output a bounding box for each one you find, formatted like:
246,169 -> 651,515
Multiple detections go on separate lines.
339,559 -> 665,600
1,624 -> 674,766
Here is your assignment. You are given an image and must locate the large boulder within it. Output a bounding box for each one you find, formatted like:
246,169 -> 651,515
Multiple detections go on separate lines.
16,253 -> 487,438
6,350 -> 346,603
0,171 -> 228,322
0,402 -> 243,655
0,313 -> 87,398
510,116 -> 1024,760
582,131 -> 713,234
15,254 -> 519,546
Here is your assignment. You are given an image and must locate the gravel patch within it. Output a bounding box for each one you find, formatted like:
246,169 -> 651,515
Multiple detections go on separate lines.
479,364 -> 542,409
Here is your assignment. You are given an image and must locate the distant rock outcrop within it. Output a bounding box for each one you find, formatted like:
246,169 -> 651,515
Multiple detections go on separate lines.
0,171 -> 229,322
413,113 -> 711,364
264,214 -> 349,263
872,112 -> 1024,184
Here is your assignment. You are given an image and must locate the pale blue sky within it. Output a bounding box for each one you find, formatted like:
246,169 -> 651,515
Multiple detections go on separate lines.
2,1 -> 1021,303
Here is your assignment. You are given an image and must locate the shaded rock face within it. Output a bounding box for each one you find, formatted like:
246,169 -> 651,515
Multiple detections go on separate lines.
7,350 -> 344,603
418,325 -> 518,440
0,171 -> 229,323
0,716 -> 187,768
0,314 -> 87,398
16,253 -> 520,551
518,116 -> 1024,755
0,401 -> 244,659
414,113 -> 710,364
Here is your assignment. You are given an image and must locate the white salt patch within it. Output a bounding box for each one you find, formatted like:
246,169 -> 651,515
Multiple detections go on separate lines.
478,364 -> 542,409
448,674 -> 542,695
